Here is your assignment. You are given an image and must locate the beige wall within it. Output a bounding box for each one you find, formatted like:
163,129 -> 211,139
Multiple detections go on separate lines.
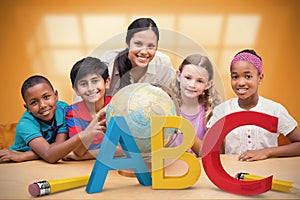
0,0 -> 299,124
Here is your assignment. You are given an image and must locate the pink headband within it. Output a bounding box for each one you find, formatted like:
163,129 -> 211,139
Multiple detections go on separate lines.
230,52 -> 262,74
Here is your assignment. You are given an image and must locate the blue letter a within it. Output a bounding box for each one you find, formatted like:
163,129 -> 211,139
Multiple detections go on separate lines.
86,116 -> 152,194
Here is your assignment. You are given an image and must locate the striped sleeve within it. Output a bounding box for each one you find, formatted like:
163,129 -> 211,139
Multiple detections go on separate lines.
66,105 -> 83,138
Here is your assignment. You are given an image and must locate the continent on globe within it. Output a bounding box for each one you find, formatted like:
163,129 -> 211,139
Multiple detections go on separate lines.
106,83 -> 179,156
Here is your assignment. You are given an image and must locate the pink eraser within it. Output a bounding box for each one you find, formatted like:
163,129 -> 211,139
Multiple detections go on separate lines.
28,183 -> 40,197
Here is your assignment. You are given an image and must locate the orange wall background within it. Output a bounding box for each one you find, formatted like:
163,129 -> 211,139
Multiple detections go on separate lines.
0,0 -> 299,124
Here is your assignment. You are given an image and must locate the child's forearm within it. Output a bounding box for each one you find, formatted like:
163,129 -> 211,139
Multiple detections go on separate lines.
73,144 -> 88,157
18,150 -> 40,162
48,130 -> 96,162
268,142 -> 300,158
191,137 -> 202,157
29,135 -> 86,163
29,121 -> 99,163
238,141 -> 300,162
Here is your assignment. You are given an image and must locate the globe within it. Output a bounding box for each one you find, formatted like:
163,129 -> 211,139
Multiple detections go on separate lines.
106,83 -> 179,159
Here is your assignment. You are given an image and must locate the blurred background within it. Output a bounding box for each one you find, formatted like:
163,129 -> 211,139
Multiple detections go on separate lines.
0,0 -> 299,124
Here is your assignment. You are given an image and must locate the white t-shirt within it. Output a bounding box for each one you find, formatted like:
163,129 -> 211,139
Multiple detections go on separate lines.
207,96 -> 298,154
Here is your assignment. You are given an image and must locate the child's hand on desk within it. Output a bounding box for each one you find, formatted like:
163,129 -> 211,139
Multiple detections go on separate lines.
0,148 -> 27,162
63,151 -> 86,161
238,148 -> 271,162
63,150 -> 99,161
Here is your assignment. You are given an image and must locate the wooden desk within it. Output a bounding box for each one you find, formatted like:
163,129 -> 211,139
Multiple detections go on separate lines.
0,155 -> 299,199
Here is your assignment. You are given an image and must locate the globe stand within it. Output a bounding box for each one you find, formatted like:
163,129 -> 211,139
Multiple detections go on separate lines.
118,157 -> 152,178
117,169 -> 136,177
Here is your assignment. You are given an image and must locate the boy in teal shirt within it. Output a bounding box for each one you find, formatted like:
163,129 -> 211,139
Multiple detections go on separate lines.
10,100 -> 68,152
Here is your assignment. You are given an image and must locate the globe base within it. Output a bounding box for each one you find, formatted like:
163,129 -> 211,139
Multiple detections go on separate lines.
117,160 -> 152,178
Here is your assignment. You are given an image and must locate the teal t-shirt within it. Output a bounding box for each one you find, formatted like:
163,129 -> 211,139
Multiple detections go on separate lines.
10,101 -> 69,152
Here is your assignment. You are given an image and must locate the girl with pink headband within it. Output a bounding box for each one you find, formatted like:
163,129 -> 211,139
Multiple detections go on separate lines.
207,49 -> 300,162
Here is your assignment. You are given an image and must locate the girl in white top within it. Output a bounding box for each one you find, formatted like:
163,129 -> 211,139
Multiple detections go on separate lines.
207,49 -> 300,161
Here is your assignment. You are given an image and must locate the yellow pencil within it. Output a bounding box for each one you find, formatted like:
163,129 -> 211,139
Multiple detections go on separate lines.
236,172 -> 300,193
28,175 -> 89,197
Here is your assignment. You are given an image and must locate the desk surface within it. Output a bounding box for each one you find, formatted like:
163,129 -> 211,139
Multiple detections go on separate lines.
0,154 -> 299,199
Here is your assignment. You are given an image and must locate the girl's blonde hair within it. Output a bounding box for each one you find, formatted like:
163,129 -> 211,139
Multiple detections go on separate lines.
171,54 -> 222,125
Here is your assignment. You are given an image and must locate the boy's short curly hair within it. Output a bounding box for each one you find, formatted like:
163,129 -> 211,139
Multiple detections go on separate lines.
21,75 -> 54,101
